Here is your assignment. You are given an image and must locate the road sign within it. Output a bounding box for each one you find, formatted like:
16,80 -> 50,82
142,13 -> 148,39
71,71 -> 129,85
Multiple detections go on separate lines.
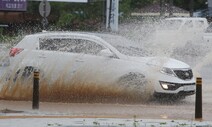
39,0 -> 51,17
30,0 -> 88,2
0,0 -> 27,11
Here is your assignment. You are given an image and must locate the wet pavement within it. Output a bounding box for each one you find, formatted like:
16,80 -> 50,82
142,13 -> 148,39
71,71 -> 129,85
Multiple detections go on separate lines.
0,93 -> 211,121
0,100 -> 212,126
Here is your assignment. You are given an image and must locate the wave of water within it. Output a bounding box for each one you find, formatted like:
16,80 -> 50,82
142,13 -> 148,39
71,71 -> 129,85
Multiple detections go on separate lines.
1,17 -> 212,102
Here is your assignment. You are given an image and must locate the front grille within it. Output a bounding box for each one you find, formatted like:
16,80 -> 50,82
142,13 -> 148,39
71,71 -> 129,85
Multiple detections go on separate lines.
174,69 -> 193,80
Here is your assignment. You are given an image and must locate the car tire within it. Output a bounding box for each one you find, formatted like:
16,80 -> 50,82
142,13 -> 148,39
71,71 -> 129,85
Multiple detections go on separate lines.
117,72 -> 147,90
13,66 -> 34,82
117,72 -> 154,101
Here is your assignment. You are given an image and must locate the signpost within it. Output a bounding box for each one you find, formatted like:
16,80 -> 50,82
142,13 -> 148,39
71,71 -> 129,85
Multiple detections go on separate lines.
0,0 -> 27,11
39,0 -> 51,30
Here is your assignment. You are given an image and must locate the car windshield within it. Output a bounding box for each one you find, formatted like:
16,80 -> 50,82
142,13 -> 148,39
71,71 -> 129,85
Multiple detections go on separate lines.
158,19 -> 182,30
205,23 -> 212,33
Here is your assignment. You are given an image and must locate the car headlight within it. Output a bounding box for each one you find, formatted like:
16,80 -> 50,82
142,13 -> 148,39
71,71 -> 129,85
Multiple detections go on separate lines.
160,67 -> 176,77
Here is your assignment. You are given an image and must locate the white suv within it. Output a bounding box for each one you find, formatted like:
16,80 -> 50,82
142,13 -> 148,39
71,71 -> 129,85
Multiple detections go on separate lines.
7,31 -> 195,99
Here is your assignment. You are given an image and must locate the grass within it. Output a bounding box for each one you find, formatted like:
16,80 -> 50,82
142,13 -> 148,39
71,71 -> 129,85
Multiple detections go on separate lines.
39,118 -> 212,127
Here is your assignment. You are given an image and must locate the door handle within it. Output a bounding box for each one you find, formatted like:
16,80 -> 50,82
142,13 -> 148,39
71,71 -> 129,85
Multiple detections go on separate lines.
75,59 -> 84,62
39,54 -> 46,58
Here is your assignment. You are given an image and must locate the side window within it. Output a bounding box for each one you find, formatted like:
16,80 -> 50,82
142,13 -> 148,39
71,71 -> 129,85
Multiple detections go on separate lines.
74,39 -> 106,55
39,38 -> 59,51
184,20 -> 193,29
39,38 -> 105,55
195,20 -> 205,28
206,23 -> 212,33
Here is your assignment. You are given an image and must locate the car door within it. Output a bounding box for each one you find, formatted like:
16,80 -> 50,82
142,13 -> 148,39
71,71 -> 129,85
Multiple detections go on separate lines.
61,38 -> 133,86
38,37 -> 87,82
38,37 -> 139,85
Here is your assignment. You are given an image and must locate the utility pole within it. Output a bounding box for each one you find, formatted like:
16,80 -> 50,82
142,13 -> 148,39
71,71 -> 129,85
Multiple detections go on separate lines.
169,0 -> 173,17
106,0 -> 119,31
160,0 -> 165,16
208,0 -> 212,17
189,0 -> 194,17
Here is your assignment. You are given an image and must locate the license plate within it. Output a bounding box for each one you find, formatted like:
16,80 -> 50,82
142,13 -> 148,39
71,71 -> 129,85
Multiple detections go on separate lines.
184,85 -> 195,91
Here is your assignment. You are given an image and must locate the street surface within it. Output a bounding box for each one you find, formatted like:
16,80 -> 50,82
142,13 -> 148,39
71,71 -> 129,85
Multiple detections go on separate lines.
0,87 -> 212,121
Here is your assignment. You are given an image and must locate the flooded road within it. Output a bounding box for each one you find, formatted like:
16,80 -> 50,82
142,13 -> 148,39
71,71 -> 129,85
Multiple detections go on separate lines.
0,73 -> 212,120
0,92 -> 211,121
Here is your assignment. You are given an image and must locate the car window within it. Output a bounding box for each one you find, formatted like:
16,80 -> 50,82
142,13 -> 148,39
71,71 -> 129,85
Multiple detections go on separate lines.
158,19 -> 182,30
195,20 -> 205,28
39,38 -> 105,55
184,20 -> 193,29
205,23 -> 212,33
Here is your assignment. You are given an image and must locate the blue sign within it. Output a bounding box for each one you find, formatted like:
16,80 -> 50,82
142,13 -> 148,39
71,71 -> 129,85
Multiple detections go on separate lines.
0,0 -> 27,11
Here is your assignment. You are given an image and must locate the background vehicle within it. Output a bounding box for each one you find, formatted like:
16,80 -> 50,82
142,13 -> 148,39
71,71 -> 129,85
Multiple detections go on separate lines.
154,17 -> 208,54
7,31 -> 195,99
203,23 -> 212,43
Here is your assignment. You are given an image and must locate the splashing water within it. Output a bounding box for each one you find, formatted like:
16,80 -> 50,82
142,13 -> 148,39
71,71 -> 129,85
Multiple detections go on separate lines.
1,17 -> 212,103
0,71 -> 154,103
0,44 -> 154,103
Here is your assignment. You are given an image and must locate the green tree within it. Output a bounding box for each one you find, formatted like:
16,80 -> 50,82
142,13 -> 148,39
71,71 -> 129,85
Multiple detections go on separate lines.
120,0 -> 132,17
55,2 -> 104,30
130,0 -> 157,9
174,0 -> 207,11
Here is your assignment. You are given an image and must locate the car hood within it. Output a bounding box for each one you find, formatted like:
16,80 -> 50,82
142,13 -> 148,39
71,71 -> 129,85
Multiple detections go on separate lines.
127,56 -> 190,69
156,29 -> 179,32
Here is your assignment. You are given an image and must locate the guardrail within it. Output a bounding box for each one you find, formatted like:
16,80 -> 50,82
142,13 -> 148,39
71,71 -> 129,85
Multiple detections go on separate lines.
0,25 -> 8,27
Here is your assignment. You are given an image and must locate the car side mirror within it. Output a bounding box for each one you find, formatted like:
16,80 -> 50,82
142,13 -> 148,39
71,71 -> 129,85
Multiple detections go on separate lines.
99,49 -> 114,57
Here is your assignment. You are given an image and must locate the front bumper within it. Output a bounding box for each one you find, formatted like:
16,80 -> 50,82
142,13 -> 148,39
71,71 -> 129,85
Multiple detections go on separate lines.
154,90 -> 195,99
153,80 -> 196,98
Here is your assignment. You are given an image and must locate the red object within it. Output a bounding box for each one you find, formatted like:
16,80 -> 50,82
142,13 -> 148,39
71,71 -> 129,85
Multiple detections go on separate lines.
9,48 -> 23,57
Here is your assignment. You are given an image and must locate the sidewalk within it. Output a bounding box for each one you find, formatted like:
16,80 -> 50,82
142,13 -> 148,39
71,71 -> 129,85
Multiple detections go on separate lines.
0,108 -> 212,127
0,116 -> 211,127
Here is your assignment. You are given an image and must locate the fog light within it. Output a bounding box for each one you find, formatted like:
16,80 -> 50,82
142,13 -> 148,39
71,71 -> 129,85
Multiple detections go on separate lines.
161,84 -> 168,90
160,81 -> 179,90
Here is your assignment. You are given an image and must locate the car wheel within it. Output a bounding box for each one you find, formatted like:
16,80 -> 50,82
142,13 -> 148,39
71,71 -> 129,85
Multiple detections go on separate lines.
13,66 -> 34,82
22,66 -> 34,78
117,72 -> 154,101
117,72 -> 147,90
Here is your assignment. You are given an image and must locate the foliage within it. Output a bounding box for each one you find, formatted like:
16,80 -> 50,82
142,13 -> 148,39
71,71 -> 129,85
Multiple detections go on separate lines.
174,0 -> 207,11
54,2 -> 103,30
131,0 -> 157,9
129,0 -> 207,12
27,1 -> 40,14
1,0 -> 209,32
0,28 -> 3,41
120,0 -> 132,16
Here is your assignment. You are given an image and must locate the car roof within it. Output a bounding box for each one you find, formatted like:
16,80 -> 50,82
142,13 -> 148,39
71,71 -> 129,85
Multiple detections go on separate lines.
24,31 -> 131,46
165,17 -> 207,21
20,31 -> 127,58
27,31 -> 119,39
